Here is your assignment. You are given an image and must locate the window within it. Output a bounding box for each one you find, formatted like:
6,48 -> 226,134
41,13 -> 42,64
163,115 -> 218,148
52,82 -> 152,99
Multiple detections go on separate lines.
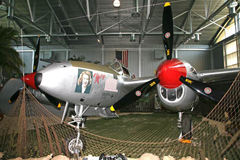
216,21 -> 235,43
122,67 -> 130,77
110,61 -> 122,72
161,88 -> 166,98
225,41 -> 238,68
215,18 -> 239,68
160,86 -> 184,102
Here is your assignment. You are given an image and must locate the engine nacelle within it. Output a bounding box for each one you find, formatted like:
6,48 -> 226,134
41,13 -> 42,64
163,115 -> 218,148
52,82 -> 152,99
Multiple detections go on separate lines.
156,59 -> 200,111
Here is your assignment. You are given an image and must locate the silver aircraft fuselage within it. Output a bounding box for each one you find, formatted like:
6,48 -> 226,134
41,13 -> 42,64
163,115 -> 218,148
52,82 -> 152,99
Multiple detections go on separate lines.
35,60 -> 154,108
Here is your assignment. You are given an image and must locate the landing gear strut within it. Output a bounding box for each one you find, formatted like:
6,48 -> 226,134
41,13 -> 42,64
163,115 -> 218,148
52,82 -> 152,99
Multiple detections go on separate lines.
66,104 -> 89,157
178,112 -> 193,143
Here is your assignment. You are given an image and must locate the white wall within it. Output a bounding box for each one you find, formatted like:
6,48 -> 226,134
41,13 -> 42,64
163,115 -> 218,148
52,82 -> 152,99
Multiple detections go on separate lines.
15,44 -> 211,77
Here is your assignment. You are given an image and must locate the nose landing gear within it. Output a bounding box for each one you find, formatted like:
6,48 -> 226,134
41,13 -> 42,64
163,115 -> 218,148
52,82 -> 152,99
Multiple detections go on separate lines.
65,104 -> 89,158
178,112 -> 193,143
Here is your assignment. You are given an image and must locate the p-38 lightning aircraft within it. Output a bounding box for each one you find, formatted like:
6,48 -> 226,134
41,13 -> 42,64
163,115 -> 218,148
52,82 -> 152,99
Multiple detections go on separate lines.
4,1 -> 240,154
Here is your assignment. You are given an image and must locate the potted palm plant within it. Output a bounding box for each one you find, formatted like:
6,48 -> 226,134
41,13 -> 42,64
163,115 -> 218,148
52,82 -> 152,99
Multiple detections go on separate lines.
0,26 -> 24,79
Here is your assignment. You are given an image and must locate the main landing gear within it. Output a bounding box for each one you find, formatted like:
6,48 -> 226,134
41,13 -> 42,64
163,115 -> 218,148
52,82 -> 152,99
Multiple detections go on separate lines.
64,104 -> 89,157
178,112 -> 193,143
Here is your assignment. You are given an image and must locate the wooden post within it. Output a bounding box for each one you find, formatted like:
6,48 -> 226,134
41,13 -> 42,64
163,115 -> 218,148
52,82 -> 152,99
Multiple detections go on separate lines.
42,116 -> 54,155
51,126 -> 62,155
34,119 -> 43,157
62,138 -> 70,158
18,88 -> 27,158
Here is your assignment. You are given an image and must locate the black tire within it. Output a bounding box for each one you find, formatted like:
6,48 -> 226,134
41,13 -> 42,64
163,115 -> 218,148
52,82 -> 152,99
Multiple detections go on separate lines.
181,113 -> 192,140
99,153 -> 106,160
65,134 -> 86,157
118,153 -> 127,160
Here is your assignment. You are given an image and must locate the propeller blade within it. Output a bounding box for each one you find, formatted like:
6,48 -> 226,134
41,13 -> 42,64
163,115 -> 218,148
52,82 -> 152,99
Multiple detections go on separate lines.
179,76 -> 225,103
44,92 -> 62,109
113,78 -> 160,110
162,2 -> 173,60
9,89 -> 21,104
33,36 -> 40,72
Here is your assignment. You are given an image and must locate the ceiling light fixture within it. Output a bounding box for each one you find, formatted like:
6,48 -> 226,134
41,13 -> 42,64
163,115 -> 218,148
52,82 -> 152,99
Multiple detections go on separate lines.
113,0 -> 120,8
45,35 -> 51,43
130,33 -> 136,42
194,33 -> 201,42
228,1 -> 238,17
118,32 -> 122,39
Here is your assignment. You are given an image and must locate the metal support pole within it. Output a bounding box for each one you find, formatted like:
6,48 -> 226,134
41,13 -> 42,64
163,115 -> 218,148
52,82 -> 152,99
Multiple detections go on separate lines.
86,0 -> 90,21
147,0 -> 150,19
27,0 -> 34,22
139,44 -> 142,77
7,0 -> 14,27
102,44 -> 104,65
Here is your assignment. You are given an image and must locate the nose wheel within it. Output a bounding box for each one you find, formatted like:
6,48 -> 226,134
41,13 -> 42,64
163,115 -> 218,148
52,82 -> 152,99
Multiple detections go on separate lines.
66,104 -> 89,157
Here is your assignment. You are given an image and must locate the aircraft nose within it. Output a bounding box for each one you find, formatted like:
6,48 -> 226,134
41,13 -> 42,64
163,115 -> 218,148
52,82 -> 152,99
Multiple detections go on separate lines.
21,72 -> 37,90
35,73 -> 42,88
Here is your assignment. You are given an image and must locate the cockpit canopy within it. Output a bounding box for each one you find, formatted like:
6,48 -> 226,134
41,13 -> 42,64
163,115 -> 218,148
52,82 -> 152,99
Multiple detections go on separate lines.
106,59 -> 134,78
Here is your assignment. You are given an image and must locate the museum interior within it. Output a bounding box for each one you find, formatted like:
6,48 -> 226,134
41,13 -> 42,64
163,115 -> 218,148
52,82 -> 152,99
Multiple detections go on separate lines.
0,0 -> 240,160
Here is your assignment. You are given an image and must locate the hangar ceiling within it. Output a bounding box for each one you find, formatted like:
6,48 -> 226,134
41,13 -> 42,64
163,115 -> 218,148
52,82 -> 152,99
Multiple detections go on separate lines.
0,0 -> 237,49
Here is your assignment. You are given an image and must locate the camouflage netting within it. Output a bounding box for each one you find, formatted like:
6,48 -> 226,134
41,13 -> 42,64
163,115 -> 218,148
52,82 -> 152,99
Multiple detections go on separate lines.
0,71 -> 239,159
0,88 -> 76,159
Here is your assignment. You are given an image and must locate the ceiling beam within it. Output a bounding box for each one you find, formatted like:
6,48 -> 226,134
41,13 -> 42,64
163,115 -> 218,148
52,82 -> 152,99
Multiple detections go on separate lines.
5,0 -> 35,48
3,0 -> 68,48
104,14 -> 139,33
192,11 -> 226,30
138,0 -> 157,44
19,31 -> 190,38
175,0 -> 233,48
97,17 -> 130,35
45,0 -> 69,45
77,0 -> 100,44
13,18 -> 37,48
174,0 -> 196,46
58,0 -> 77,33
147,10 -> 189,33
26,0 -> 34,22
139,0 -> 146,44
209,17 -> 232,45
209,5 -> 240,45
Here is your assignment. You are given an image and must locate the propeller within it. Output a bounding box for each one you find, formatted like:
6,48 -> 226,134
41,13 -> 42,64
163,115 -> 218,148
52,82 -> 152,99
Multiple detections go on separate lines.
9,89 -> 21,104
9,36 -> 62,108
33,35 -> 40,72
179,76 -> 224,103
157,2 -> 225,103
162,2 -> 173,60
113,78 -> 160,110
9,36 -> 40,104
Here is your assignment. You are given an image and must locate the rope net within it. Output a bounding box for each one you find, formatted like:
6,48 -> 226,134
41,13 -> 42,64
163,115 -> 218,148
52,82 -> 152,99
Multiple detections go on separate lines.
0,71 -> 239,159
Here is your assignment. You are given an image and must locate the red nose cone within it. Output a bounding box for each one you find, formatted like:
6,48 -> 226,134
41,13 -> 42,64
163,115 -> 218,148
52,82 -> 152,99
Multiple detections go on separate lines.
21,72 -> 37,90
156,59 -> 187,89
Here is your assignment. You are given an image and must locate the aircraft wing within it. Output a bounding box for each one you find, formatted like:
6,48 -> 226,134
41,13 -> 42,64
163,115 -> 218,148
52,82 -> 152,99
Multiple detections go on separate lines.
198,68 -> 240,83
197,68 -> 240,91
40,58 -> 61,63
